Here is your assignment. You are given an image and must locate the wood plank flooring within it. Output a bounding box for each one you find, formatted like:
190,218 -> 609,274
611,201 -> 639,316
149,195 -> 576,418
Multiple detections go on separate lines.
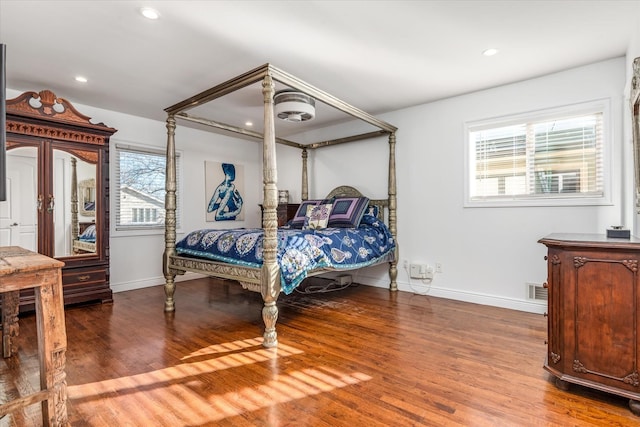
1,277 -> 639,426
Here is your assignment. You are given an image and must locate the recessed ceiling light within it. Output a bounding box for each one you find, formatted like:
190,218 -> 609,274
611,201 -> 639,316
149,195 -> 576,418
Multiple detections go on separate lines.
245,121 -> 253,127
483,48 -> 499,57
140,7 -> 160,20
75,76 -> 88,83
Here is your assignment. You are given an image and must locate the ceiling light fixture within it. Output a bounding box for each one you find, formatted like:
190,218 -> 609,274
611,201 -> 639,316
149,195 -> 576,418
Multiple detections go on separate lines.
274,90 -> 315,122
140,7 -> 160,20
483,48 -> 499,57
75,76 -> 88,83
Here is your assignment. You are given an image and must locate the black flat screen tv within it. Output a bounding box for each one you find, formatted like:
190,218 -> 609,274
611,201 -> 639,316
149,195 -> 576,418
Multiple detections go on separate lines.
0,43 -> 6,201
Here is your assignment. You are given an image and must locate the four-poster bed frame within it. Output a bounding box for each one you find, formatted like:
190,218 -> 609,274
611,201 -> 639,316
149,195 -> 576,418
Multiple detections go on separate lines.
163,64 -> 398,347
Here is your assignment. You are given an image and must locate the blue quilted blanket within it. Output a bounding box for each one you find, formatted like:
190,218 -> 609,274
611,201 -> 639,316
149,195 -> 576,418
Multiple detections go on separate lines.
175,214 -> 395,294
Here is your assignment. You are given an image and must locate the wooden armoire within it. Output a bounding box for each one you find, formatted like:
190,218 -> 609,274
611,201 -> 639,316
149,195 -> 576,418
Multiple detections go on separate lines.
5,90 -> 117,311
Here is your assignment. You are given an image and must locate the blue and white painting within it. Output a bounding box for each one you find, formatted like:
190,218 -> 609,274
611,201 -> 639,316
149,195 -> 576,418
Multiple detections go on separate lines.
205,161 -> 244,221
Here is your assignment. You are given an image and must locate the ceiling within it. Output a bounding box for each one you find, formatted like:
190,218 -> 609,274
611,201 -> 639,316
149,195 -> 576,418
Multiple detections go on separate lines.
1,0 -> 639,135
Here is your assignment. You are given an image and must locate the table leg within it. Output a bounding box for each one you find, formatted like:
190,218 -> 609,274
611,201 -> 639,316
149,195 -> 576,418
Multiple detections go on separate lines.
2,290 -> 19,358
35,269 -> 68,427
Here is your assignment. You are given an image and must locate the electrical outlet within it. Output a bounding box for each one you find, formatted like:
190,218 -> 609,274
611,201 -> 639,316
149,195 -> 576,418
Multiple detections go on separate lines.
336,274 -> 352,286
410,263 -> 434,279
435,262 -> 442,273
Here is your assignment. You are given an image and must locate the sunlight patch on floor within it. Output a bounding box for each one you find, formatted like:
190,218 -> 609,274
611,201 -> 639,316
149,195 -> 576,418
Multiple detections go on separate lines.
67,339 -> 370,424
181,337 -> 265,359
68,344 -> 300,398
74,366 -> 371,424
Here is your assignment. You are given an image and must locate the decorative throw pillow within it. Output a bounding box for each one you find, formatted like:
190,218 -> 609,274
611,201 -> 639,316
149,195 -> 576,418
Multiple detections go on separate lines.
328,197 -> 370,228
303,203 -> 333,230
288,200 -> 323,228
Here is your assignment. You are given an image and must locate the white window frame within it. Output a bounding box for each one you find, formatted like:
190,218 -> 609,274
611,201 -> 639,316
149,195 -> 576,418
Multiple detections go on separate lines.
112,141 -> 182,236
463,99 -> 612,208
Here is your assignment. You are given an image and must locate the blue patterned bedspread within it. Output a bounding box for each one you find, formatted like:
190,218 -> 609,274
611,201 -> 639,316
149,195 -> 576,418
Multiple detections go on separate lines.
175,214 -> 395,294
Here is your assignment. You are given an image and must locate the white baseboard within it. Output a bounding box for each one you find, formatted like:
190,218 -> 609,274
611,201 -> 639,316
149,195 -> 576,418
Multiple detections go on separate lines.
110,272 -> 204,293
111,271 -> 547,315
357,274 -> 547,315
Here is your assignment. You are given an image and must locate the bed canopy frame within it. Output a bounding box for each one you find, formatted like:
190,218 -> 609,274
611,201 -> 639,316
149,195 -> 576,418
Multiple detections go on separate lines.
163,64 -> 398,347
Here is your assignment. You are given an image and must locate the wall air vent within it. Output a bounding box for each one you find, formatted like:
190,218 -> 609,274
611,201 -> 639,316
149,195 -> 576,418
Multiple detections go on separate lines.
527,282 -> 548,301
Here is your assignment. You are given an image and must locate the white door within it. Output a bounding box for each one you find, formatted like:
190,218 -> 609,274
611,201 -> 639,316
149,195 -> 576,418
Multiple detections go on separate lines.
0,148 -> 38,250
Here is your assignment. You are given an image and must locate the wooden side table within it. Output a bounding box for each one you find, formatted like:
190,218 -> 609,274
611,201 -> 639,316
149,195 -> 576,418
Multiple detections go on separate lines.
0,246 -> 68,426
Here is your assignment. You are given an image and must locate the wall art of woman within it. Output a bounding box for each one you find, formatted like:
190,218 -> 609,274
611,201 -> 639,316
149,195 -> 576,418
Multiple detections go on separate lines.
207,163 -> 243,221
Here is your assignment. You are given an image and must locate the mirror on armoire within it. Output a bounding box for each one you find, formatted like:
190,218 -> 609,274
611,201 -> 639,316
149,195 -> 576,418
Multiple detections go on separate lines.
3,146 -> 98,258
53,148 -> 98,258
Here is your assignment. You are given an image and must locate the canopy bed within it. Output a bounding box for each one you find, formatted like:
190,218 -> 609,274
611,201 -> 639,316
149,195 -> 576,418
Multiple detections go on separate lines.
163,64 -> 398,348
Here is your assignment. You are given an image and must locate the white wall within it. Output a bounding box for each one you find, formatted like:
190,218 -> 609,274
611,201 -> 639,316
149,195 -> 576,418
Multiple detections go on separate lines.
368,58 -> 625,313
6,56 -> 629,312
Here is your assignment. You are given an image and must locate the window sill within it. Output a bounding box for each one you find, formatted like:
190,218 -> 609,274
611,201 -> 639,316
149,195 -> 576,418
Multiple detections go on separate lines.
464,195 -> 612,208
111,226 -> 183,238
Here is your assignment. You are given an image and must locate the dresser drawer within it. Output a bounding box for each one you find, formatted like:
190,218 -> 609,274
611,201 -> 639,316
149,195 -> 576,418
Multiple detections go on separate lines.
63,267 -> 106,286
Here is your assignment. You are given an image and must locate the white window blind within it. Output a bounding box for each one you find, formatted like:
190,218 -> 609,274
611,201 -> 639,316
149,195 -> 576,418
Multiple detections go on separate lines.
114,144 -> 180,231
468,108 -> 605,205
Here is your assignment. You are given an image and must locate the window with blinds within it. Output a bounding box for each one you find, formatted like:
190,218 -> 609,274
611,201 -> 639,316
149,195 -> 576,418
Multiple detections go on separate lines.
114,144 -> 180,231
466,101 -> 609,206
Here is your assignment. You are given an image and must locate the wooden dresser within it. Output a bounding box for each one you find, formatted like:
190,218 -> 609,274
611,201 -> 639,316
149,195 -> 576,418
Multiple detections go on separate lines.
539,233 -> 640,415
260,203 -> 299,227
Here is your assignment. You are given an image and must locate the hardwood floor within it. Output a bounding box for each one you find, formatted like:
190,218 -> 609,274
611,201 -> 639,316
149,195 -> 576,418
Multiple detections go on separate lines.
1,277 -> 639,426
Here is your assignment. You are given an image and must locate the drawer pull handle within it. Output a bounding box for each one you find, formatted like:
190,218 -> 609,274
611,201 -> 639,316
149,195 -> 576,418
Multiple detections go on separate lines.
78,275 -> 91,281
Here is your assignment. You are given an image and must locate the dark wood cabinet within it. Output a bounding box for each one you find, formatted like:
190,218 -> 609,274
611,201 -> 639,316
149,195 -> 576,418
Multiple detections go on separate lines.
539,233 -> 640,415
5,90 -> 117,311
260,203 -> 300,227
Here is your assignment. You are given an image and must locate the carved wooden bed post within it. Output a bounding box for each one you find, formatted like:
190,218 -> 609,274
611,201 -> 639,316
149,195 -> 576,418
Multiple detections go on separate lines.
163,115 -> 178,312
301,148 -> 309,201
261,74 -> 281,348
388,132 -> 398,291
70,158 -> 79,244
